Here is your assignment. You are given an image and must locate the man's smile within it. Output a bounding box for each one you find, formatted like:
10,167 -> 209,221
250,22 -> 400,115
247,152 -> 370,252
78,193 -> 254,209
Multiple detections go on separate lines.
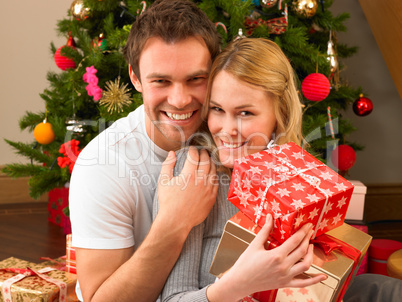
164,111 -> 196,121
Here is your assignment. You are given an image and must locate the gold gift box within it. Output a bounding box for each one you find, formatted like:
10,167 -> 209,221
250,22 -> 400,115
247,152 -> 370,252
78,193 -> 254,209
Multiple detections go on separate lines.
0,257 -> 79,302
210,212 -> 372,302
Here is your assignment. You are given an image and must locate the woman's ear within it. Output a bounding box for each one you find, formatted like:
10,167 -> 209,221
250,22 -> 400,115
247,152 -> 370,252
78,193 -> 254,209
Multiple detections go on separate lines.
129,65 -> 142,92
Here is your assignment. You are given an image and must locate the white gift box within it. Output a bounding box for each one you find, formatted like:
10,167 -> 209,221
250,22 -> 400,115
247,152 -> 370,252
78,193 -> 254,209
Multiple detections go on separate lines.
345,180 -> 367,221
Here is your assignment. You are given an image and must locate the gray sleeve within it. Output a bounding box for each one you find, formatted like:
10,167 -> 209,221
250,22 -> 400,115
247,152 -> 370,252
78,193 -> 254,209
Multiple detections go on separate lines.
344,273 -> 402,302
152,148 -> 211,302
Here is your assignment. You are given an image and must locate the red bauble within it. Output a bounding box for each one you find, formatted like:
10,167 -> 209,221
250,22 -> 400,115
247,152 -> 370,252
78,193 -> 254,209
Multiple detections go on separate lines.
302,73 -> 331,101
331,145 -> 356,172
54,35 -> 77,71
353,94 -> 373,116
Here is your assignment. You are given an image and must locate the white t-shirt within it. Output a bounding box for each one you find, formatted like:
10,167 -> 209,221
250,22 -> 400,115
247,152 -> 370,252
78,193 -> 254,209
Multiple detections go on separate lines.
69,105 -> 168,300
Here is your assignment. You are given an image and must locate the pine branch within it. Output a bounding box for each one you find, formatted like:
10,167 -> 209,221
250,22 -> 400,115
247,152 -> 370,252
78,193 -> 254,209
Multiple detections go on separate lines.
337,43 -> 358,58
19,112 -> 44,131
28,169 -> 66,199
1,163 -> 47,178
4,139 -> 54,165
216,0 -> 252,38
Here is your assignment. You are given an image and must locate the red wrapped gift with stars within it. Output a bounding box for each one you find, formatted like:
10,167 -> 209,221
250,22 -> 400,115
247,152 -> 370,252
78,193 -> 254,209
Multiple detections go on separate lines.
227,142 -> 354,244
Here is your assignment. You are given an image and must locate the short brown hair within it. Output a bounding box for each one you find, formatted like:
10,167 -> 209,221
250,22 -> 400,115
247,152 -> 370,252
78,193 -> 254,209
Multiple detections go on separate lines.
123,0 -> 221,79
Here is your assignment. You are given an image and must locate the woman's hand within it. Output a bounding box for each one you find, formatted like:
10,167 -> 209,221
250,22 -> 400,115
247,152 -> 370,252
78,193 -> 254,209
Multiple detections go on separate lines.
207,214 -> 327,302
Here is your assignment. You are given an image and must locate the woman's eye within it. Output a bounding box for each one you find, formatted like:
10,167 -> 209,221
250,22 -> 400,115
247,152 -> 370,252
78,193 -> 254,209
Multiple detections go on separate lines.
210,106 -> 222,112
240,111 -> 252,116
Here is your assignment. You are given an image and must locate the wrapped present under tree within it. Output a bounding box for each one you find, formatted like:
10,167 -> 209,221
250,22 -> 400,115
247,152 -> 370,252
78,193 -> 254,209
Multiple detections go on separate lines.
0,257 -> 78,302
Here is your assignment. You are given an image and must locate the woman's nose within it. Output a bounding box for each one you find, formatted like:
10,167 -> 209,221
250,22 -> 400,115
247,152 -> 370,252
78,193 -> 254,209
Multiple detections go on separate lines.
222,116 -> 239,137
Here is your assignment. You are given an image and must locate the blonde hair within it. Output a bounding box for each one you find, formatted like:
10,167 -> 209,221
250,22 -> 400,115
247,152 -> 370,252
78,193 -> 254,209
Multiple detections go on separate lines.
190,38 -> 303,173
203,38 -> 303,146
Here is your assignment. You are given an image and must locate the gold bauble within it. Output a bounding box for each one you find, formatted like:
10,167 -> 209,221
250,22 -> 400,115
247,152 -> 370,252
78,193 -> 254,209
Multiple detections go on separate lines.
292,0 -> 318,18
70,0 -> 91,21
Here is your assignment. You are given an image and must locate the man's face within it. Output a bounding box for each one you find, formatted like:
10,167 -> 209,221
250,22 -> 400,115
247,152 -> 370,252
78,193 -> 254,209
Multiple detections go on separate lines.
130,36 -> 211,151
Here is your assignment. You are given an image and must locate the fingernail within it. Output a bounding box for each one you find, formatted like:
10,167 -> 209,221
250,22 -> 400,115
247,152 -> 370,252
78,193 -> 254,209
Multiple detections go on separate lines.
167,151 -> 174,157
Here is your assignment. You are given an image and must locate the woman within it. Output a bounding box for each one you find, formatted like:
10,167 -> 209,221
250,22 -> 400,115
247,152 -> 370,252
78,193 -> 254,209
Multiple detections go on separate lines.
153,38 -> 326,301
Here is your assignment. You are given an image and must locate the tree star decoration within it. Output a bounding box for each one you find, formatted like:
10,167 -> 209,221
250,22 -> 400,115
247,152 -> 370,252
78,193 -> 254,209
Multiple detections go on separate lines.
99,76 -> 132,113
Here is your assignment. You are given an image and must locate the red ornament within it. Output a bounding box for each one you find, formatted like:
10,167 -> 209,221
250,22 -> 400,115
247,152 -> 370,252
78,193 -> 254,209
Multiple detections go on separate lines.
92,33 -> 108,51
353,94 -> 373,116
302,73 -> 331,101
331,144 -> 356,172
54,35 -> 77,71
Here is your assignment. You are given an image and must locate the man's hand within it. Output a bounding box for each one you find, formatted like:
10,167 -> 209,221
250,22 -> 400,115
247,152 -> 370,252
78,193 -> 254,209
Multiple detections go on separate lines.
157,147 -> 219,232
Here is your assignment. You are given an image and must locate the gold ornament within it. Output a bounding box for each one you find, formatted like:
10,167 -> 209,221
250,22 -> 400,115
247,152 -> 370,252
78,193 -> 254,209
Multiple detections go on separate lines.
70,0 -> 91,21
99,77 -> 132,113
327,31 -> 339,74
292,0 -> 318,18
260,0 -> 278,9
327,31 -> 340,89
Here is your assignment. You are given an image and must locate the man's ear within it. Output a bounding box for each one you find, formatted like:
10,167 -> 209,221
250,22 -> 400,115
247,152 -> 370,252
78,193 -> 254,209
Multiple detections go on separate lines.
129,65 -> 142,92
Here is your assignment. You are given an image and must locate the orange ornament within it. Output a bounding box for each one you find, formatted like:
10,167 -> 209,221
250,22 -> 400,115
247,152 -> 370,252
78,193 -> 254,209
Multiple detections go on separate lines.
34,121 -> 55,145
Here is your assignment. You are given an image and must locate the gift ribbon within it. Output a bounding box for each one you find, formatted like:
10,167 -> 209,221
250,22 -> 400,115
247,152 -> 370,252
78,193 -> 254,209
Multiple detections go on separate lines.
312,233 -> 361,302
245,16 -> 288,36
66,234 -> 77,274
251,288 -> 278,302
1,267 -> 67,302
265,17 -> 288,34
255,234 -> 361,302
40,256 -> 67,271
253,142 -> 329,240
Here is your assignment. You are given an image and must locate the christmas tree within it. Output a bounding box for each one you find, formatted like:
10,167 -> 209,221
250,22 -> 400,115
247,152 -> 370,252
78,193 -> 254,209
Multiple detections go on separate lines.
2,0 -> 366,199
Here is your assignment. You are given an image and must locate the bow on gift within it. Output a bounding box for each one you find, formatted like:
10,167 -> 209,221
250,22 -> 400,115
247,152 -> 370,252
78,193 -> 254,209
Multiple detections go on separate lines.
245,4 -> 288,35
312,234 -> 361,302
245,16 -> 288,35
0,267 -> 67,302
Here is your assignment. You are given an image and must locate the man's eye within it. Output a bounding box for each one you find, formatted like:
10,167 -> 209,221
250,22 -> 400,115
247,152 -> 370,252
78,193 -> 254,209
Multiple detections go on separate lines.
190,76 -> 206,82
152,79 -> 167,84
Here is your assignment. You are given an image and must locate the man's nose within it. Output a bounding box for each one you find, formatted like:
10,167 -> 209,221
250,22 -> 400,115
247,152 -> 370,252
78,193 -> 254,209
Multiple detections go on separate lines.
168,83 -> 192,108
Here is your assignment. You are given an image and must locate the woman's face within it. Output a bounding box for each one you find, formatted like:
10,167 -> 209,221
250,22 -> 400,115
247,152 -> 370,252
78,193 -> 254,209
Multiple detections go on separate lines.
207,71 -> 277,169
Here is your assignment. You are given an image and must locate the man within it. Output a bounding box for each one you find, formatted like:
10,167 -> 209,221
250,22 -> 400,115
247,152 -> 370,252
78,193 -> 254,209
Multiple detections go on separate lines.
69,1 -> 220,301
